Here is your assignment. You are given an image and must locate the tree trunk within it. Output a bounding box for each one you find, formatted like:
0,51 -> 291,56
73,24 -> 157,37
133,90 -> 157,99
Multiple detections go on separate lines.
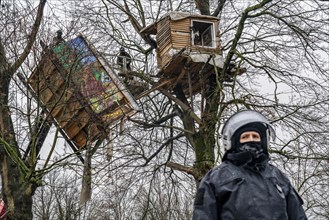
0,1 -> 46,218
0,73 -> 36,219
194,73 -> 220,180
174,76 -> 220,181
195,0 -> 210,15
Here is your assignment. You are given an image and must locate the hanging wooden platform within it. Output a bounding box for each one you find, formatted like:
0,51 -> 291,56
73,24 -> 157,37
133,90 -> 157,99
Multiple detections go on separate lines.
28,36 -> 139,150
156,54 -> 214,96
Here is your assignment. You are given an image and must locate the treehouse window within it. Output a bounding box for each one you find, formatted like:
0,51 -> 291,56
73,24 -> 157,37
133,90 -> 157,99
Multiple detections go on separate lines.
191,20 -> 215,48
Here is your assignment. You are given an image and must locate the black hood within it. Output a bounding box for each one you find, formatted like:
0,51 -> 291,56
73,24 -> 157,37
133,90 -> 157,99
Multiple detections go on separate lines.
230,122 -> 268,154
222,122 -> 269,167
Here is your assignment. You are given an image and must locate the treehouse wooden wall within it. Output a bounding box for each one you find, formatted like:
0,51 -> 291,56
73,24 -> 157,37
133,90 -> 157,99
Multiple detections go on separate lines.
156,16 -> 171,69
156,15 -> 222,69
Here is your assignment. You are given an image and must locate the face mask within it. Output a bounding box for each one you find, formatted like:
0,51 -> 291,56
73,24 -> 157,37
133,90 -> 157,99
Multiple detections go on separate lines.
238,141 -> 263,154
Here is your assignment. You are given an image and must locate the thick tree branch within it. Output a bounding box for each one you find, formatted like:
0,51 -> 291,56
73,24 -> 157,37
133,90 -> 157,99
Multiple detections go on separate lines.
195,0 -> 210,15
0,40 -> 7,70
166,161 -> 196,178
9,0 -> 47,75
270,149 -> 329,161
212,0 -> 227,17
160,89 -> 202,124
123,0 -> 157,49
143,133 -> 184,166
222,0 -> 273,77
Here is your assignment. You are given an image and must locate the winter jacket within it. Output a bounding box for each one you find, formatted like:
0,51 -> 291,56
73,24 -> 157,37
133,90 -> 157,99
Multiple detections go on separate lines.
193,160 -> 307,220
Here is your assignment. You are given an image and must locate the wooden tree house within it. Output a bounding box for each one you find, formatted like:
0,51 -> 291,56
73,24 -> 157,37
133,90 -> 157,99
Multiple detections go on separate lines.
28,36 -> 139,150
141,12 -> 227,96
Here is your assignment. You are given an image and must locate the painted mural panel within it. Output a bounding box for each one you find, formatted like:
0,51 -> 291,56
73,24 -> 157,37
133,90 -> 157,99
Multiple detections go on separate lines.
52,36 -> 131,119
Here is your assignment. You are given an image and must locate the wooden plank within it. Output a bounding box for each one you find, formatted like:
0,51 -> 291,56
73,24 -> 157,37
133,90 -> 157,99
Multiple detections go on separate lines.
40,87 -> 55,104
171,33 -> 190,39
53,98 -> 81,126
89,123 -> 102,141
65,122 -> 84,140
157,16 -> 170,30
50,73 -> 65,91
72,131 -> 87,149
157,26 -> 171,42
158,41 -> 172,54
159,42 -> 172,57
171,36 -> 190,48
63,109 -> 90,128
157,31 -> 171,49
134,79 -> 171,100
157,18 -> 172,52
61,110 -> 94,142
171,19 -> 190,32
161,55 -> 187,76
190,47 -> 220,54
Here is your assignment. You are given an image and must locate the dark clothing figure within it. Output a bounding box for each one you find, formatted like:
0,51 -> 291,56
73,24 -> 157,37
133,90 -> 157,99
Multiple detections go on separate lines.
193,110 -> 307,220
52,29 -> 65,46
194,30 -> 201,46
117,47 -> 132,71
193,159 -> 307,220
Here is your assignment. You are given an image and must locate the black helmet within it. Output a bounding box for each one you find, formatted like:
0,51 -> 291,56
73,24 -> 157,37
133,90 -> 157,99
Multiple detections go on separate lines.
221,110 -> 275,152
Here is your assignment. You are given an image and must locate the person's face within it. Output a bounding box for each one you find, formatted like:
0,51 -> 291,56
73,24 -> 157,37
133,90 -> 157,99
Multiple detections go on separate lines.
240,131 -> 261,143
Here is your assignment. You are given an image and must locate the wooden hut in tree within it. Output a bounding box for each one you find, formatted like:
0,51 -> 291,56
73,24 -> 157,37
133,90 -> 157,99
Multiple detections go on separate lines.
28,35 -> 139,150
141,12 -> 239,96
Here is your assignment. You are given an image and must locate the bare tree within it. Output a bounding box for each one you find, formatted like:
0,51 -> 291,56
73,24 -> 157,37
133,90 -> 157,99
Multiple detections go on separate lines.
59,0 -> 329,218
1,0 -> 329,219
33,169 -> 106,220
0,0 -> 106,218
0,0 -> 48,218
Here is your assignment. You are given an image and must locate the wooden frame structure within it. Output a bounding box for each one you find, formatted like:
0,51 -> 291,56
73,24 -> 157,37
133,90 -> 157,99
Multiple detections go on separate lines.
141,12 -> 225,96
28,36 -> 139,150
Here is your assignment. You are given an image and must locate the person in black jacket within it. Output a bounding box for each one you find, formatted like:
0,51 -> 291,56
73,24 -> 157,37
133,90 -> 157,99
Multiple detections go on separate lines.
117,47 -> 132,72
52,29 -> 65,46
193,110 -> 307,220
